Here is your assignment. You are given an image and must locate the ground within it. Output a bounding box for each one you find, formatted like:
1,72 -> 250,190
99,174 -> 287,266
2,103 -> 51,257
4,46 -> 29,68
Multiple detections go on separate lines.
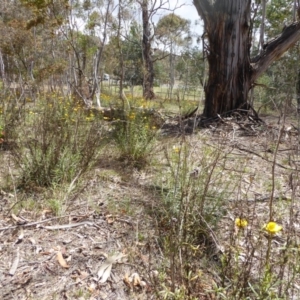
1,113 -> 300,299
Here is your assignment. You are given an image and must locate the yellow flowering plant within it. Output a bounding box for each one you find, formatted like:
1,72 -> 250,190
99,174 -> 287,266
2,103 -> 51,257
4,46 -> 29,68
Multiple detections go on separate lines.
235,218 -> 248,229
112,107 -> 157,168
263,221 -> 282,234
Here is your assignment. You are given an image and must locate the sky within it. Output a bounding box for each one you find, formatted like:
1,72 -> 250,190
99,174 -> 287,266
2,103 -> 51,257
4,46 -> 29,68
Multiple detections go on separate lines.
167,0 -> 201,26
75,0 -> 203,41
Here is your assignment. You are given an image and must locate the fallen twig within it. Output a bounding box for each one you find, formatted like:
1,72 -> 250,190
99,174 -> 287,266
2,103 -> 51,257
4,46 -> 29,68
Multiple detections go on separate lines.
0,215 -> 97,231
234,144 -> 294,170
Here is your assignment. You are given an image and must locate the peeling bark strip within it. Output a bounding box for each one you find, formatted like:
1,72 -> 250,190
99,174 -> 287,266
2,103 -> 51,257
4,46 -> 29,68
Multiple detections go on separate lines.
193,0 -> 300,118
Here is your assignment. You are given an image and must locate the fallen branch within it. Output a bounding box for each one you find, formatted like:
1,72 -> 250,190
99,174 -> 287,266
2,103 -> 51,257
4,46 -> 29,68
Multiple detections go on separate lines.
234,144 -> 294,170
0,215 -> 99,231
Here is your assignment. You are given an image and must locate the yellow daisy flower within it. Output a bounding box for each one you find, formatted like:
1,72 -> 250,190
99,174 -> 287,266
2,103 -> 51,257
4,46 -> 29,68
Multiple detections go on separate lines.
173,145 -> 181,153
263,222 -> 282,234
235,218 -> 248,228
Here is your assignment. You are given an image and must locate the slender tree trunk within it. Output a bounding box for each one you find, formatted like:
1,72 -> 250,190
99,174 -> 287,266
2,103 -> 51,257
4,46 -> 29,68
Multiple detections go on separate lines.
169,40 -> 175,99
296,69 -> 300,113
259,0 -> 266,50
89,0 -> 112,106
117,0 -> 130,109
0,50 -> 6,86
141,0 -> 155,100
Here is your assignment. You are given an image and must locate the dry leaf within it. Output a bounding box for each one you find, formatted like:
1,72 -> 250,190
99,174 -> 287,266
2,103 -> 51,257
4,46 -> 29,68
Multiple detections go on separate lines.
131,273 -> 141,286
150,270 -> 159,277
140,280 -> 147,287
88,282 -> 97,292
11,214 -> 26,225
124,273 -> 145,289
97,262 -> 112,283
123,273 -> 132,289
106,214 -> 115,224
9,248 -> 20,276
97,252 -> 126,283
40,251 -> 52,255
15,228 -> 24,244
57,251 -> 69,268
28,237 -> 36,245
79,271 -> 89,280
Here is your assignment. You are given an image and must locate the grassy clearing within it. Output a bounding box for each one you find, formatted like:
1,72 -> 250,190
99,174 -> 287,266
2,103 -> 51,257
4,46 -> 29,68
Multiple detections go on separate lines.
0,89 -> 300,299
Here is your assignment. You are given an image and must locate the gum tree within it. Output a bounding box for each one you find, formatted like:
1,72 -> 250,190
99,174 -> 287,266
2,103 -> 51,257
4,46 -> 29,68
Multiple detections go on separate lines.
156,14 -> 190,96
193,0 -> 300,117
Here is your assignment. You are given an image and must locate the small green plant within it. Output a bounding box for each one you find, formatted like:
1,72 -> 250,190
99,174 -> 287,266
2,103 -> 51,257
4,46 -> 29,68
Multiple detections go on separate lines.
112,107 -> 157,168
47,198 -> 63,216
153,138 -> 230,299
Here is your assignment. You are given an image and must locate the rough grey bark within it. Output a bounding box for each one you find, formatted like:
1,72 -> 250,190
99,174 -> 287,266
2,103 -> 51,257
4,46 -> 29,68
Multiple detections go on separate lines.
193,0 -> 300,118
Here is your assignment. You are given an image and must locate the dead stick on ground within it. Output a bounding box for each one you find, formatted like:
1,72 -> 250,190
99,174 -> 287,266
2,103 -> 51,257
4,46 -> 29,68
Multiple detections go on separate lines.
0,215 -> 92,231
234,144 -> 294,170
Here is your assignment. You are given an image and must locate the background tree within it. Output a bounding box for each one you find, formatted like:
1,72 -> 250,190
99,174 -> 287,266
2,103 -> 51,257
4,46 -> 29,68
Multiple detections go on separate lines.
251,0 -> 300,112
193,0 -> 300,118
138,0 -> 155,99
0,0 -> 69,95
156,13 -> 190,97
63,0 -> 114,106
123,23 -> 144,86
176,46 -> 204,89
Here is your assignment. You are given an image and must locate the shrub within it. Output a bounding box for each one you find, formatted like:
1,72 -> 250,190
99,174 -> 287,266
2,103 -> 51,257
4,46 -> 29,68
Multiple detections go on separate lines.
10,94 -> 106,188
112,107 -> 158,168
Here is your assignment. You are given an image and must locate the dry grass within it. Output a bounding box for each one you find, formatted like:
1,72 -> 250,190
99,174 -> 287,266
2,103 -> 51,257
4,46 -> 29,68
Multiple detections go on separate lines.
1,91 -> 300,299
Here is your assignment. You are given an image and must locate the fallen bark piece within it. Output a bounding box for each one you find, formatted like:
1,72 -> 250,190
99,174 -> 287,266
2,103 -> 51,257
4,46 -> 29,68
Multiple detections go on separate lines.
9,248 -> 20,276
57,251 -> 69,268
97,252 -> 126,283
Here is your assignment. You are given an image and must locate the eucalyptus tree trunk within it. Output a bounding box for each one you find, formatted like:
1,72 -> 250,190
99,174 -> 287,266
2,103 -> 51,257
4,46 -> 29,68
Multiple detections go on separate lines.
141,0 -> 155,100
193,0 -> 300,118
0,50 -> 6,85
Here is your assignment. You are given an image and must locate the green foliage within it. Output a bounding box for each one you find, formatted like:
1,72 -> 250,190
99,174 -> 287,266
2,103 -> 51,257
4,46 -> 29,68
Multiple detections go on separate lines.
176,46 -> 204,88
156,13 -> 191,44
153,140 -> 230,298
112,106 -> 157,168
108,22 -> 144,85
252,0 -> 298,112
266,0 -> 293,37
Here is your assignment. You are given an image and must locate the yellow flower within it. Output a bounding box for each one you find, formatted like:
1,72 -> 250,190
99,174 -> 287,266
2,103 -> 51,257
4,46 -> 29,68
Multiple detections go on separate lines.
235,218 -> 248,228
173,145 -> 181,153
264,222 -> 282,234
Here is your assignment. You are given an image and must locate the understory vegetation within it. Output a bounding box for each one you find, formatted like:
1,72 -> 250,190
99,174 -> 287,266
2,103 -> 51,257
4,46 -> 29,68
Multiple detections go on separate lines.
1,88 -> 300,300
2,1 -> 300,298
